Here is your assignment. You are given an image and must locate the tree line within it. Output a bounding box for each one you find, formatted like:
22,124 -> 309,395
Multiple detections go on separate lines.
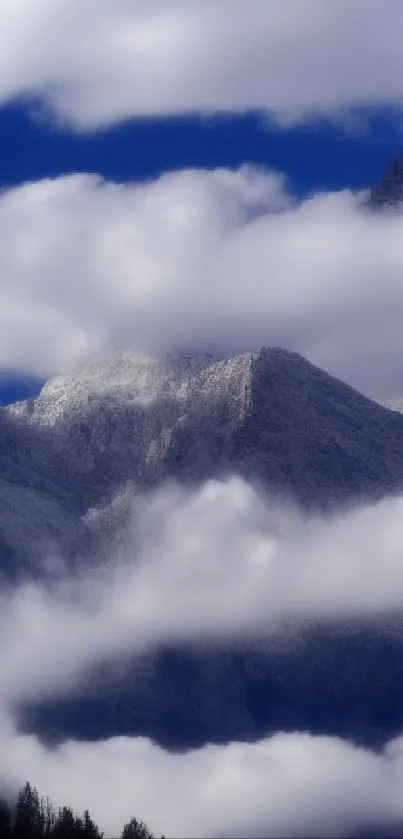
0,781 -> 164,838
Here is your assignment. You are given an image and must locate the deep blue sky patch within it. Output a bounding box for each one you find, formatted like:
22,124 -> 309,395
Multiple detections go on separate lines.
0,101 -> 401,198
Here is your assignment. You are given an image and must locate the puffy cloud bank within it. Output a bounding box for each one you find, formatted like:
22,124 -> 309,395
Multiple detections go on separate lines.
3,724 -> 403,838
1,166 -> 403,395
2,0 -> 403,129
3,478 -> 403,834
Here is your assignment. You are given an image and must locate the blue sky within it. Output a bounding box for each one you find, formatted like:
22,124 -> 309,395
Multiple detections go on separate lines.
0,101 -> 401,197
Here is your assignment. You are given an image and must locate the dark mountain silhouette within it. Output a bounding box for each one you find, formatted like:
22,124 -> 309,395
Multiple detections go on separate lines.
368,154 -> 403,209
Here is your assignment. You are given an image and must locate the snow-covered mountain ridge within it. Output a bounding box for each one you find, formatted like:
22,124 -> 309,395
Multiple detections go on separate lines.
8,351 -> 223,425
3,346 -> 403,569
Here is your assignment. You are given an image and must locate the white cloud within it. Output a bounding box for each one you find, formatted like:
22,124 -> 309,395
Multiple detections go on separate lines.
0,167 -> 290,378
3,479 -> 403,834
2,167 -> 403,396
4,478 -> 403,709
1,0 -> 403,129
2,721 -> 403,837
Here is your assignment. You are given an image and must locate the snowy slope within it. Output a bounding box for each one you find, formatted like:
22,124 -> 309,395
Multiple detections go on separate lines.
4,346 -> 403,568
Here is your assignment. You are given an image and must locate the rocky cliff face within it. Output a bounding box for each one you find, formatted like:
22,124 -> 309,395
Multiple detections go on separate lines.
4,346 -> 403,568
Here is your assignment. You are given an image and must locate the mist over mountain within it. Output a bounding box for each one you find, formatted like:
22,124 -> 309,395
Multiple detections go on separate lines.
5,1 -> 403,833
0,342 -> 401,778
3,345 -> 403,572
4,155 -> 403,837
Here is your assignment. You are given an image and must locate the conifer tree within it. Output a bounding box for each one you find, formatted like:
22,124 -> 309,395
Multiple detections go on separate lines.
121,816 -> 155,839
7,780 -> 159,839
52,805 -> 78,838
13,782 -> 44,839
81,808 -> 104,838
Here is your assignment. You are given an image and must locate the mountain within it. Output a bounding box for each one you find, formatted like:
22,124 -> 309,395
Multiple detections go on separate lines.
4,346 -> 403,569
0,410 -> 83,573
23,620 -> 403,753
368,154 -> 403,209
7,346 -> 403,789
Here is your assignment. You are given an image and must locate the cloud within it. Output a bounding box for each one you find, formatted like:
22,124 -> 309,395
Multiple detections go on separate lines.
4,477 -> 403,709
4,479 -> 403,834
2,0 -> 403,129
3,721 -> 403,837
2,167 -> 403,395
0,166 -> 289,378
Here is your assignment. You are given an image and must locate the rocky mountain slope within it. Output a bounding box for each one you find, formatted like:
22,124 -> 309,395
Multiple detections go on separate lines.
4,346 -> 403,568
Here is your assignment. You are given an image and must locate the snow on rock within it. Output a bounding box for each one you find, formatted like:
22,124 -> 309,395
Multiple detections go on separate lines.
4,345 -> 403,568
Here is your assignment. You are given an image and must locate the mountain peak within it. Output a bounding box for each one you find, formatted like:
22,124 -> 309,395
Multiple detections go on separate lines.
368,154 -> 403,210
8,350 -> 223,427
6,346 -> 323,432
4,345 -> 403,568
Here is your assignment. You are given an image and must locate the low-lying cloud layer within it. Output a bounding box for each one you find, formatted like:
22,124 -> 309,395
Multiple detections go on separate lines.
2,0 -> 403,129
2,477 -> 403,709
1,166 -> 403,396
4,724 -> 403,838
3,478 -> 403,834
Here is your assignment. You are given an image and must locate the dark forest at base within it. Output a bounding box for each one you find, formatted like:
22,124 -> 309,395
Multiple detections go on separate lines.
0,782 -> 162,839
3,780 -> 403,838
